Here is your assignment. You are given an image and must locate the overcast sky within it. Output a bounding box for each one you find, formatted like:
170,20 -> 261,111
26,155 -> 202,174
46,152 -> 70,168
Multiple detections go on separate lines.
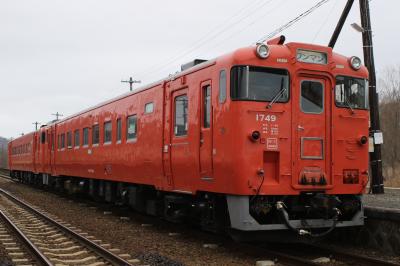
1,0 -> 398,138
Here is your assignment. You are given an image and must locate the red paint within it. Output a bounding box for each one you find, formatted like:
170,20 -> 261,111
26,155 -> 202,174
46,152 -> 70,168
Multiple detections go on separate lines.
9,42 -> 369,197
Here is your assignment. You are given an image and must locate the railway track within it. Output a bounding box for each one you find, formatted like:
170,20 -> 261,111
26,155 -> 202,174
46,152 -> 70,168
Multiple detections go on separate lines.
0,186 -> 137,266
0,173 -> 399,266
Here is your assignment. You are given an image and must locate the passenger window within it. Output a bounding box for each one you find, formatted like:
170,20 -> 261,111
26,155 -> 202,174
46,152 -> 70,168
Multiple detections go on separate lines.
145,102 -> 154,114
61,134 -> 65,149
219,70 -> 226,103
174,94 -> 188,136
67,131 -> 72,148
74,129 -> 80,147
301,81 -> 324,114
92,124 -> 99,145
104,121 -> 112,143
203,85 -> 211,128
126,115 -> 137,140
83,127 -> 89,146
41,132 -> 46,144
116,118 -> 122,142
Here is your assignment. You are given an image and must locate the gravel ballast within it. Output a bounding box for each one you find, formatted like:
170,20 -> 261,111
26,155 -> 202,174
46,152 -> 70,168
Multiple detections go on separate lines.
0,179 -> 268,266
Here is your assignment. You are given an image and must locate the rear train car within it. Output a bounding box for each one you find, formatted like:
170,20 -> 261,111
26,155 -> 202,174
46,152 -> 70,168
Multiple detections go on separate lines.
9,38 -> 370,238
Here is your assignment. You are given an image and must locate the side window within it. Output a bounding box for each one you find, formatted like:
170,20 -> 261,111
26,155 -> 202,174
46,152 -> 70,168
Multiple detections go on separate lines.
41,132 -> 46,144
127,115 -> 137,140
203,85 -> 211,128
145,102 -> 154,114
174,94 -> 188,136
104,121 -> 112,143
67,131 -> 72,148
92,124 -> 99,145
116,118 -> 122,142
301,80 -> 324,114
57,135 -> 61,149
61,133 -> 65,149
83,127 -> 89,146
219,70 -> 227,103
74,129 -> 80,147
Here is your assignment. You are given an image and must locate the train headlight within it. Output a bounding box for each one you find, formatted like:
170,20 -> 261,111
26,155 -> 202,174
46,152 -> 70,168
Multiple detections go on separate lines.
349,56 -> 362,70
256,44 -> 270,59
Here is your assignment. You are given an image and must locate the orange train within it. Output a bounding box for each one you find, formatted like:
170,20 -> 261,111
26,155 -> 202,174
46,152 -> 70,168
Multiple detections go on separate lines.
9,36 -> 369,237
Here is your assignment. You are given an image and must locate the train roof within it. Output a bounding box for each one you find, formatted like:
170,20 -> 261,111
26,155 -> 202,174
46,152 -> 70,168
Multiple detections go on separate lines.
11,41 -> 368,140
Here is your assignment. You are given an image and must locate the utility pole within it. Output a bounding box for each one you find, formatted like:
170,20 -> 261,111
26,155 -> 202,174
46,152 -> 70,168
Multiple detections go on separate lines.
52,112 -> 63,121
328,0 -> 354,48
32,121 -> 41,131
359,0 -> 384,194
121,77 -> 141,92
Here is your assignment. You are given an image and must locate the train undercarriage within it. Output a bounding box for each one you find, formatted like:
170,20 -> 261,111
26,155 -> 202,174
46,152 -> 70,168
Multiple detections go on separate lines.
10,170 -> 364,240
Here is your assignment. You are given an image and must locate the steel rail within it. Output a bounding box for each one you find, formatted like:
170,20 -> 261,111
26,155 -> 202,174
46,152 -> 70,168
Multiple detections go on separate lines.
0,188 -> 133,266
0,210 -> 53,266
307,244 -> 400,266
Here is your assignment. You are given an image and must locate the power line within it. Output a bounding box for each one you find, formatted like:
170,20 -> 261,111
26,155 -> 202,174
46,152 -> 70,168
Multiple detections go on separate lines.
136,0 -> 276,80
255,0 -> 332,44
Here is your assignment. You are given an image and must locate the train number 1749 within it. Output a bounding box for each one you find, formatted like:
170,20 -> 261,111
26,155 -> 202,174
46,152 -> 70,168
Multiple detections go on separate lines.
256,114 -> 277,122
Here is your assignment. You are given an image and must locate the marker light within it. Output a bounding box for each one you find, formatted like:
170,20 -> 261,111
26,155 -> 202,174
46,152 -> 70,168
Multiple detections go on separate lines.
256,44 -> 270,59
349,56 -> 362,70
249,131 -> 261,142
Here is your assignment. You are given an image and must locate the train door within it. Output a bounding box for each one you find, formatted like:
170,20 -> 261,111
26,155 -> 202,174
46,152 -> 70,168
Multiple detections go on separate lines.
169,88 -> 192,192
35,133 -> 41,173
293,76 -> 332,188
199,81 -> 213,177
50,125 -> 56,175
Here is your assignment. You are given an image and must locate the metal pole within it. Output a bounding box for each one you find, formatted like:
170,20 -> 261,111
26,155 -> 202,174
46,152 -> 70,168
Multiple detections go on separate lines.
328,0 -> 355,48
359,0 -> 384,194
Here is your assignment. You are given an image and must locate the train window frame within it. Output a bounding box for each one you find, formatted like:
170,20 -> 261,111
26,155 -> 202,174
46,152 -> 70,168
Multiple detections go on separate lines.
92,124 -> 100,146
126,115 -> 137,142
60,133 -> 65,150
104,121 -> 112,144
41,132 -> 46,144
219,69 -> 227,103
334,75 -> 369,110
144,102 -> 154,114
74,129 -> 80,148
203,85 -> 211,128
174,94 -> 189,137
230,65 -> 290,103
82,127 -> 89,147
67,131 -> 72,149
116,118 -> 122,144
300,80 -> 324,114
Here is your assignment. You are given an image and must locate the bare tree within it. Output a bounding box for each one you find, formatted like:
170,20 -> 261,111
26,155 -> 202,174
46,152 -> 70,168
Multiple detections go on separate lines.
378,65 -> 400,183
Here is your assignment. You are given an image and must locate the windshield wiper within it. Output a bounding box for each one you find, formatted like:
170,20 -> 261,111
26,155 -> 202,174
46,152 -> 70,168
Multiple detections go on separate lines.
344,98 -> 355,114
267,78 -> 286,109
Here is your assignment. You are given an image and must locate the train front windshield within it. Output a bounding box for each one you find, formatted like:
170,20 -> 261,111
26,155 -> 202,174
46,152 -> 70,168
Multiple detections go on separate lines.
335,76 -> 369,109
231,66 -> 289,102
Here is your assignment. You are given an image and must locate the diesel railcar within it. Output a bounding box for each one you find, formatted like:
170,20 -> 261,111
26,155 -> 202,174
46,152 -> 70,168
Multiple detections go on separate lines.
9,36 -> 370,237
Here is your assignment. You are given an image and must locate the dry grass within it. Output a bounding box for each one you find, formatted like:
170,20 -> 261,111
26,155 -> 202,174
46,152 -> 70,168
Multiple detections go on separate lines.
383,166 -> 400,187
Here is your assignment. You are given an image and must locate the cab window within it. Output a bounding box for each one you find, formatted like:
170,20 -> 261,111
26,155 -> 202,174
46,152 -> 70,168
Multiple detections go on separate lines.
335,76 -> 368,109
231,66 -> 289,102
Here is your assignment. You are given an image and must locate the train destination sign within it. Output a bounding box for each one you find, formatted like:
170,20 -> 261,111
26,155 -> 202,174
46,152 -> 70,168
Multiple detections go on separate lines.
296,49 -> 327,65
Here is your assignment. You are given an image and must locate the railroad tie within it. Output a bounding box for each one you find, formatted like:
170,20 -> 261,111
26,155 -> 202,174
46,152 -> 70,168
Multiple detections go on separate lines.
44,250 -> 89,258
50,255 -> 98,264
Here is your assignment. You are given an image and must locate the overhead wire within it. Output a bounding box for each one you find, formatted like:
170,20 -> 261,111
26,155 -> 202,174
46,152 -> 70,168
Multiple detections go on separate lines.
312,0 -> 339,43
204,0 -> 290,53
255,0 -> 332,44
136,0 -> 276,81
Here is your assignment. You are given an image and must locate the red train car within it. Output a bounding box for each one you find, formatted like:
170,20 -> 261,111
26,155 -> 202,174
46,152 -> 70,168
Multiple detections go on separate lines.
9,37 -> 369,237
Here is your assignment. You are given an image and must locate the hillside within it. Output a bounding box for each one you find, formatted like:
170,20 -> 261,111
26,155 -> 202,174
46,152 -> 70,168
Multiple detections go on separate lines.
0,136 -> 8,168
